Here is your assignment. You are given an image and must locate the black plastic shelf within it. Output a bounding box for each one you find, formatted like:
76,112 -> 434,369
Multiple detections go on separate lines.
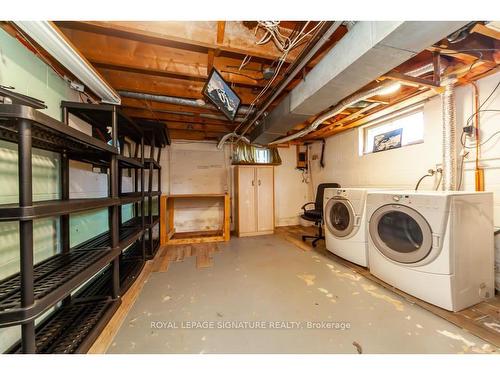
146,237 -> 160,260
7,297 -> 120,354
146,215 -> 159,229
0,247 -> 120,327
119,192 -> 143,205
73,219 -> 144,252
78,242 -> 145,298
0,197 -> 120,222
61,101 -> 143,144
0,104 -> 118,164
144,158 -> 161,169
117,154 -> 143,169
145,191 -> 161,197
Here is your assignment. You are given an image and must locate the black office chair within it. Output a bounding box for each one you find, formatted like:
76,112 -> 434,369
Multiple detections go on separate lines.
301,183 -> 341,247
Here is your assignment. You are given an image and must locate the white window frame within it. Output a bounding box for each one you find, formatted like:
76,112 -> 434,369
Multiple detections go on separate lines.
360,107 -> 425,155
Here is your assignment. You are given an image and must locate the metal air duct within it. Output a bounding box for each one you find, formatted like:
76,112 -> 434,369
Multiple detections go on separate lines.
118,91 -> 254,115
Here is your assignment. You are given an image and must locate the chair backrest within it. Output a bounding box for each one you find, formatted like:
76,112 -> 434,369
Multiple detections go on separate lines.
314,183 -> 341,211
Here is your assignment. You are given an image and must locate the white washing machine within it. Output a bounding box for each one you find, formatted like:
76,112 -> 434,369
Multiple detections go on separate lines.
366,191 -> 495,312
323,188 -> 372,267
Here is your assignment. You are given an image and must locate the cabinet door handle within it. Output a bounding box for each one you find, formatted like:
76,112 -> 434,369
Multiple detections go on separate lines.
251,180 -> 255,186
258,179 -> 261,186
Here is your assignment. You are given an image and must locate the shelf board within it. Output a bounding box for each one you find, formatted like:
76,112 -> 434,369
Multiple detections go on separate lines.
144,158 -> 161,169
7,297 -> 120,354
0,197 -> 120,222
73,218 -> 144,252
146,215 -> 159,229
0,104 -> 118,164
117,155 -> 143,169
119,192 -> 144,205
61,101 -> 143,144
78,242 -> 144,297
0,247 -> 121,327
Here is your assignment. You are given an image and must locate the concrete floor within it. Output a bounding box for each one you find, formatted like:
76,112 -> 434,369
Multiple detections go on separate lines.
108,235 -> 498,354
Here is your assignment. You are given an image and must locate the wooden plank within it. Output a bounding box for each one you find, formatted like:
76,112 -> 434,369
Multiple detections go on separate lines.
471,23 -> 500,41
55,21 -> 299,62
159,195 -> 167,245
167,235 -> 225,245
382,71 -> 440,89
217,21 -> 226,44
97,67 -> 256,103
224,193 -> 230,241
87,260 -> 154,354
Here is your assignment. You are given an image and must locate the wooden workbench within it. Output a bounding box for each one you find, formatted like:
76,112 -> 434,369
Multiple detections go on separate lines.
160,193 -> 230,245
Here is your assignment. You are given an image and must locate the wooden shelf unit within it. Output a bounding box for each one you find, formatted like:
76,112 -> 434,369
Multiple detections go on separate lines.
160,193 -> 230,245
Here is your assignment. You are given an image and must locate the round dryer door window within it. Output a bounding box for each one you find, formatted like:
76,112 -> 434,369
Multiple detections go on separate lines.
325,198 -> 355,238
369,204 -> 433,264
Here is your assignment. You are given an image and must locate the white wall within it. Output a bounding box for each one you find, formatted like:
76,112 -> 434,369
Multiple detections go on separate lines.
274,146 -> 311,226
160,140 -> 310,232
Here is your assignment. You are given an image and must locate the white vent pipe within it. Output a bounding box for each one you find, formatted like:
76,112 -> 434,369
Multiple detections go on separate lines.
267,62 -> 443,145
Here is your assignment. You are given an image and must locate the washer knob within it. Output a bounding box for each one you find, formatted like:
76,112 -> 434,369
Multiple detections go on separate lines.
393,195 -> 401,202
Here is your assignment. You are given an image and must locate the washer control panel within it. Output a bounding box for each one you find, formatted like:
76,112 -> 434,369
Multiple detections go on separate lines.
391,194 -> 412,204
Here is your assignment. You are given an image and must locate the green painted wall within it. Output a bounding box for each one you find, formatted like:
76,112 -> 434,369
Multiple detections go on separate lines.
0,29 -> 111,351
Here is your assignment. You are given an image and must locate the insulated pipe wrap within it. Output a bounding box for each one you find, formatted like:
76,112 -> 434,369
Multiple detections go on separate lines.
441,79 -> 458,191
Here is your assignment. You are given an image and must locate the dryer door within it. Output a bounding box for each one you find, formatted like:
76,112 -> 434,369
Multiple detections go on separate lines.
325,197 -> 355,238
369,204 -> 433,264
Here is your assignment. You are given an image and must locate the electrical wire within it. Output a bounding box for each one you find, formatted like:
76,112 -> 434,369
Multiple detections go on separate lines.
457,152 -> 469,190
232,21 -> 326,141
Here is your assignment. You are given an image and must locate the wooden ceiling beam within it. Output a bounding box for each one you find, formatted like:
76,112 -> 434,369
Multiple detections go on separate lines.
98,68 -> 257,103
123,108 -> 236,127
58,27 -> 268,87
55,21 -> 299,63
217,21 -> 226,44
169,129 -> 224,140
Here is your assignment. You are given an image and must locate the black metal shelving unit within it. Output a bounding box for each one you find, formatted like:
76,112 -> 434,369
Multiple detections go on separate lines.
0,104 -> 122,354
136,120 -> 169,259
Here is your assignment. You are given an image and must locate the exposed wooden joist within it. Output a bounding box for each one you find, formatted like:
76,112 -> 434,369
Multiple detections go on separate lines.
58,27 -> 267,87
217,21 -> 226,44
169,129 -> 224,140
98,68 -> 257,103
55,21 -> 299,63
123,108 -> 237,127
383,71 -> 440,89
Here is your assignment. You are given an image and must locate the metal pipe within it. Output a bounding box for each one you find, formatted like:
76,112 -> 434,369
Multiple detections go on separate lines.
471,82 -> 485,191
441,76 -> 458,191
18,119 -> 35,354
268,81 -> 398,145
267,62 -> 445,145
118,91 -> 254,115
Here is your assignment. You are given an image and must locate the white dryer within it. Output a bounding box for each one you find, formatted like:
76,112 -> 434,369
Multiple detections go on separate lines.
366,191 -> 495,312
323,188 -> 372,267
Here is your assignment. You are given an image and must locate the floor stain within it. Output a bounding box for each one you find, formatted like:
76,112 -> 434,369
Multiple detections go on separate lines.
162,295 -> 171,302
361,284 -> 405,311
317,287 -> 329,294
297,273 -> 316,286
436,330 -> 476,348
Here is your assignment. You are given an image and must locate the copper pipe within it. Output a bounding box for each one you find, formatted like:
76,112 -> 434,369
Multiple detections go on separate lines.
471,81 -> 485,191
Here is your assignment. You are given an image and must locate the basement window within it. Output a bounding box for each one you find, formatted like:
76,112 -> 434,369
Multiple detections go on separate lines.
362,109 -> 424,154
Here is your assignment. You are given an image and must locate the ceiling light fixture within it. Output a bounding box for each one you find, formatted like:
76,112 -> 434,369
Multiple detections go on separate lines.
14,21 -> 121,105
378,82 -> 402,96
